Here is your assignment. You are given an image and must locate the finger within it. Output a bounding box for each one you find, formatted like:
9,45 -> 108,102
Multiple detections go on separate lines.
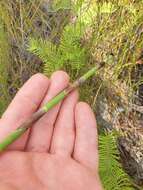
26,71 -> 69,152
50,90 -> 79,157
0,74 -> 50,150
0,183 -> 17,190
73,102 -> 99,172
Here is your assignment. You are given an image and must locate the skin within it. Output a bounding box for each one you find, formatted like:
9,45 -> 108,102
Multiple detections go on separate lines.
0,71 -> 103,190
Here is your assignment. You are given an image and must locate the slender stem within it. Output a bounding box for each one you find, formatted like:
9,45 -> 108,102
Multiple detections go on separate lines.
0,66 -> 99,152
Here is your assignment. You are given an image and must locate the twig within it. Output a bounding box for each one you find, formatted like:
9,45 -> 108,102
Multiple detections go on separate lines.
131,104 -> 143,114
0,66 -> 102,152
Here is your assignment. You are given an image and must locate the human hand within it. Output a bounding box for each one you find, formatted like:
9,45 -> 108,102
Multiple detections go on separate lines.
0,71 -> 102,190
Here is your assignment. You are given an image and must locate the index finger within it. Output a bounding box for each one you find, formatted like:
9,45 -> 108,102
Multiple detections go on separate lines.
0,73 -> 50,150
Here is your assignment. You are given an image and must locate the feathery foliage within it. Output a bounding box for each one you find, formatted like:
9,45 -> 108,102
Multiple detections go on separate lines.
28,38 -> 61,75
28,21 -> 88,79
99,132 -> 133,190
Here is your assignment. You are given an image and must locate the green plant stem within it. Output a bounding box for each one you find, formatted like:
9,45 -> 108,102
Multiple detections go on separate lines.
0,66 -> 100,152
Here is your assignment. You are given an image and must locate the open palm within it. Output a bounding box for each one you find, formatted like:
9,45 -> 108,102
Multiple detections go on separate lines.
0,71 -> 102,190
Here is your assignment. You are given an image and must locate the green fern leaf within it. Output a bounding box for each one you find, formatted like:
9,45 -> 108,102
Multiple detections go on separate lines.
28,38 -> 63,76
99,132 -> 133,190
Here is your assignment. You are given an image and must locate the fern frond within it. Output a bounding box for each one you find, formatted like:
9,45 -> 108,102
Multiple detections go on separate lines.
28,38 -> 63,75
99,132 -> 133,190
28,18 -> 88,78
59,22 -> 87,75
